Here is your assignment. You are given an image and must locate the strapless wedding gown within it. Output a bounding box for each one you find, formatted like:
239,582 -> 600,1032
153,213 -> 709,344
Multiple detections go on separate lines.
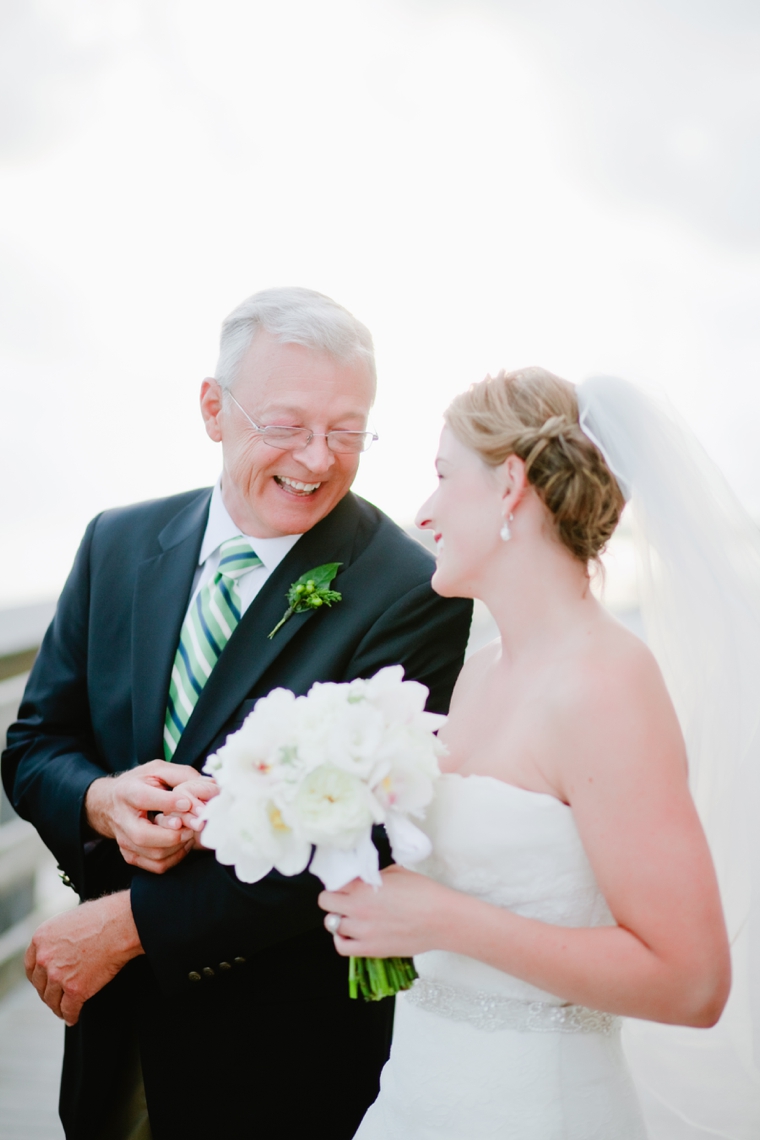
355,773 -> 648,1139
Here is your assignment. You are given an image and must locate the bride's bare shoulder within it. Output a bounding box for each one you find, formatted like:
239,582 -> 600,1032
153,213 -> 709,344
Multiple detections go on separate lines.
447,637 -> 501,705
589,611 -> 662,689
557,611 -> 686,782
569,613 -> 664,711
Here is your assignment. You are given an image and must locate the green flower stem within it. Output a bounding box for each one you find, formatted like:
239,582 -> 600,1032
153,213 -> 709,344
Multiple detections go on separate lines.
267,563 -> 344,638
267,605 -> 295,640
348,955 -> 418,1002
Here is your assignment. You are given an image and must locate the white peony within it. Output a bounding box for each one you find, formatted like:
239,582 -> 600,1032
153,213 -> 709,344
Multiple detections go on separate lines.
384,810 -> 433,867
202,785 -> 312,883
206,687 -> 299,791
320,701 -> 387,779
310,829 -> 383,891
361,665 -> 441,729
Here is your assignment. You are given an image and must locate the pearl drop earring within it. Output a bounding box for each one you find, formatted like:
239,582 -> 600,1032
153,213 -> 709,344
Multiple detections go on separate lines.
500,513 -> 514,542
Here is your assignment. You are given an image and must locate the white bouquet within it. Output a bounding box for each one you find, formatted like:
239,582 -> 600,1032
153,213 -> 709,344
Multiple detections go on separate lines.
201,665 -> 446,1000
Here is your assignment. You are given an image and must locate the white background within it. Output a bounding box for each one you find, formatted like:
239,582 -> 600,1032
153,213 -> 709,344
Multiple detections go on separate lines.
1,0 -> 759,606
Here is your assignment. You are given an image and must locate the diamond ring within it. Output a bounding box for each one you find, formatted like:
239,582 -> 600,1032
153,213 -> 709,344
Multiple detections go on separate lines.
325,913 -> 342,936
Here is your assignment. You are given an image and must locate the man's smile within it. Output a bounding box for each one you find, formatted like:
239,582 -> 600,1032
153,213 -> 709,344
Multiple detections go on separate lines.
274,475 -> 323,496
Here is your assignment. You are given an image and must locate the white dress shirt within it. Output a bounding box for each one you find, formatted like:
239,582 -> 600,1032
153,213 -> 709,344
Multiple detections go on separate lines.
185,480 -> 303,620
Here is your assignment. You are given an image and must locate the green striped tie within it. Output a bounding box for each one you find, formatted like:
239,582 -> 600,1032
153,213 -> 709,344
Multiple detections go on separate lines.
164,536 -> 262,759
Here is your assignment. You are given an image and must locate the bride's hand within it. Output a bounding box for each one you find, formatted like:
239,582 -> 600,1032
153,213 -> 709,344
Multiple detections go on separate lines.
153,776 -> 219,849
318,865 -> 455,958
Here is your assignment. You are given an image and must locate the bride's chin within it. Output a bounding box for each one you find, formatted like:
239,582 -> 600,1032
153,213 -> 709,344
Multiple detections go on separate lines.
430,568 -> 452,597
431,567 -> 470,600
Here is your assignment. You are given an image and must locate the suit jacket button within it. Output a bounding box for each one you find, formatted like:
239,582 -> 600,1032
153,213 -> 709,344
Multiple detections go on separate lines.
202,967 -> 215,978
233,957 -> 246,966
188,971 -> 201,982
219,961 -> 232,971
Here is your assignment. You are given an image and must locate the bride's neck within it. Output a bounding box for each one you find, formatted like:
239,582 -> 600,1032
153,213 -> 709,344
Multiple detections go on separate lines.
478,534 -> 595,663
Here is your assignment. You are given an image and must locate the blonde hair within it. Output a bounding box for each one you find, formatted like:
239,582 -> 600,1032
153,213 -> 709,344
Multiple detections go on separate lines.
444,367 -> 625,563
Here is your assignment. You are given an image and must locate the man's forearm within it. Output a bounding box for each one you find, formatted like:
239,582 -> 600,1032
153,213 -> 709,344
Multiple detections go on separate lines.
94,890 -> 145,961
104,890 -> 145,959
26,889 -> 144,1025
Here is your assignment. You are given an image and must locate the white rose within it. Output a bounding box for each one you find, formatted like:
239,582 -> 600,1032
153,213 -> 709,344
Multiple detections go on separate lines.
288,763 -> 380,849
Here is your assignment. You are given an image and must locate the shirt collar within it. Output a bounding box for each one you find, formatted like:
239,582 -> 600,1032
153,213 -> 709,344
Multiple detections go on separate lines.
199,480 -> 302,570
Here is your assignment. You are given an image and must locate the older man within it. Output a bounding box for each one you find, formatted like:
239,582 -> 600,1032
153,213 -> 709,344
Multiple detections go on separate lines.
3,288 -> 472,1140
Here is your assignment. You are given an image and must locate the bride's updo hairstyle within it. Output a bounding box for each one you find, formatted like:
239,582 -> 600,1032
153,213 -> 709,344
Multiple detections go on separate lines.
444,367 -> 625,564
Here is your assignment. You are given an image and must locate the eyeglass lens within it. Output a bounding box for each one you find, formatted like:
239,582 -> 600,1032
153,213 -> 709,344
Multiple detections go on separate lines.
261,426 -> 375,453
227,392 -> 376,453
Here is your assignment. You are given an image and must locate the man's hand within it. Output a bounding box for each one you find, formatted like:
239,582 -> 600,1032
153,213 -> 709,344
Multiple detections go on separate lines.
85,759 -> 210,873
154,775 -> 219,850
25,891 -> 143,1026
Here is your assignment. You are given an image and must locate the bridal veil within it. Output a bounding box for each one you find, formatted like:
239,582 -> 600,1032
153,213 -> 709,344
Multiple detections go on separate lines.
578,377 -> 760,1139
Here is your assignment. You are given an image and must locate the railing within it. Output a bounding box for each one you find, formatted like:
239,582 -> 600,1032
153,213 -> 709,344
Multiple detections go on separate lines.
0,602 -> 73,1000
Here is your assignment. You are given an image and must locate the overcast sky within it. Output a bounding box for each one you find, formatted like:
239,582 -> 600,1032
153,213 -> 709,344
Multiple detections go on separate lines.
1,0 -> 758,606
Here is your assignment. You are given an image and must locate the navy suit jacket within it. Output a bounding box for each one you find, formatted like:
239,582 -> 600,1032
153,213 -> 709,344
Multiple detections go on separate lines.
3,488 -> 472,1140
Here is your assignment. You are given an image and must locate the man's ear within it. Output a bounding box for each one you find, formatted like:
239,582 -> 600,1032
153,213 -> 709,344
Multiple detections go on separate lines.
200,378 -> 224,443
498,453 -> 528,514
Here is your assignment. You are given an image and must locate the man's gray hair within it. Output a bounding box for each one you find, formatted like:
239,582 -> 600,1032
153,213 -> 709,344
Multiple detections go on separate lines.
215,286 -> 376,391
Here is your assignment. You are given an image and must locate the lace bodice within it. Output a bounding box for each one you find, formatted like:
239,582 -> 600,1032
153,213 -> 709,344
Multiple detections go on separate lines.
409,773 -> 615,1005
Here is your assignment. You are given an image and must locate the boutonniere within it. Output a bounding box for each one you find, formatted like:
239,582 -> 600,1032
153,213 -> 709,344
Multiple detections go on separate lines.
267,563 -> 343,639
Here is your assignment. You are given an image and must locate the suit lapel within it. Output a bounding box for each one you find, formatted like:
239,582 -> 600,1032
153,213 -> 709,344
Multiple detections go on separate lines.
131,490 -> 212,765
171,494 -> 364,769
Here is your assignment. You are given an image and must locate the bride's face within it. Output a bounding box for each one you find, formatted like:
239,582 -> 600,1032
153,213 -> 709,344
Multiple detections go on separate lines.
416,427 -> 505,598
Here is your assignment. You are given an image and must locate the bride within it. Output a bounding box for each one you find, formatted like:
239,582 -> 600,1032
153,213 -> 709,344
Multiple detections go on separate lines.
317,367 -> 738,1139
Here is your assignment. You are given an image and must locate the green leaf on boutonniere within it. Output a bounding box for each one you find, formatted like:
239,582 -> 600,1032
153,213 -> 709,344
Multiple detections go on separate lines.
267,562 -> 343,639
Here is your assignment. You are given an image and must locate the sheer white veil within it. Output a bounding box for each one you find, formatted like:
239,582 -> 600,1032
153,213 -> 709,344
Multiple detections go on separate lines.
577,376 -> 760,1138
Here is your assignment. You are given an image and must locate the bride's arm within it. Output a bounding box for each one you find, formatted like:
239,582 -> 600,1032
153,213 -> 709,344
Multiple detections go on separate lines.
319,643 -> 731,1028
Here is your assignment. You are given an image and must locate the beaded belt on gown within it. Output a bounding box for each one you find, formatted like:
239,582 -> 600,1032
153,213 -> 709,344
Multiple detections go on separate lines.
405,977 -> 621,1036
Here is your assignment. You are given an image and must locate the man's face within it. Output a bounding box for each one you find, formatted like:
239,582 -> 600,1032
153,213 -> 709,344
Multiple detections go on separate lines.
200,331 -> 375,538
